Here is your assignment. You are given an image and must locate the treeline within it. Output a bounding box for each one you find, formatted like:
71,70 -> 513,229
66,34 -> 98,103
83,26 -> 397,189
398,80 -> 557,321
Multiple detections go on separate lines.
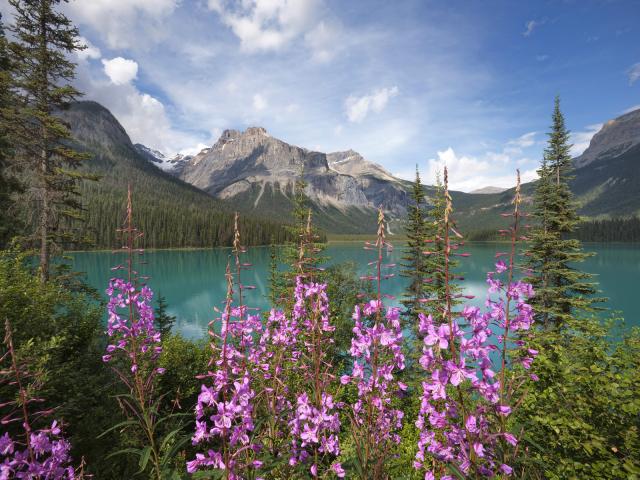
573,216 -> 640,242
464,216 -> 640,243
81,190 -> 292,249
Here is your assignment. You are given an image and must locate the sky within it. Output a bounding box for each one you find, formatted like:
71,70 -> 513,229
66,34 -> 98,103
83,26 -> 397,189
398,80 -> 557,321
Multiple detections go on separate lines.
1,0 -> 639,191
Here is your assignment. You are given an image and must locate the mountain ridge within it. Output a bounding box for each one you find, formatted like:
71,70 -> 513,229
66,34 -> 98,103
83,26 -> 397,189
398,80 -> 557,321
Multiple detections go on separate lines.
57,101 -> 291,248
78,101 -> 640,237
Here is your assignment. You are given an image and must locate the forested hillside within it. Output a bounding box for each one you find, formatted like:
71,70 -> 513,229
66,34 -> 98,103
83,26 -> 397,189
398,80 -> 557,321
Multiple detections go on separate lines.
60,101 -> 290,249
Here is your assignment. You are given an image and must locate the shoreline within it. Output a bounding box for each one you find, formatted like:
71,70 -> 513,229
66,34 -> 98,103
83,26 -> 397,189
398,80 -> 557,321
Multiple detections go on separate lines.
66,239 -> 638,254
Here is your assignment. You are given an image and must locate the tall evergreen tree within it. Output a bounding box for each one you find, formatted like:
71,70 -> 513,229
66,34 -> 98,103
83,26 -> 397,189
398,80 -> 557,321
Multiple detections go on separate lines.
154,293 -> 176,338
9,0 -> 91,282
0,14 -> 20,246
272,168 -> 325,309
524,97 -> 601,328
400,165 -> 429,327
411,170 -> 459,326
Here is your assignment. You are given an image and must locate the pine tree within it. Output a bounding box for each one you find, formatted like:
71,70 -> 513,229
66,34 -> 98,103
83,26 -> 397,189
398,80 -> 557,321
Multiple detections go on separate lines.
8,0 -> 92,282
524,97 -> 601,328
272,168 -> 325,309
424,171 -> 451,321
0,14 -> 20,246
400,165 -> 429,327
154,293 -> 176,338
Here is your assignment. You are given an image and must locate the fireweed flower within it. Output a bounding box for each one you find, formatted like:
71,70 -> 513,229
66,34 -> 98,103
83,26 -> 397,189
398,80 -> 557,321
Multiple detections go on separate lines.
415,169 -> 536,478
287,278 -> 343,477
189,218 -> 264,478
343,208 -> 405,478
103,278 -> 163,375
0,423 -> 76,480
1,321 -> 80,480
343,303 -> 405,442
101,187 -> 167,479
187,303 -> 262,477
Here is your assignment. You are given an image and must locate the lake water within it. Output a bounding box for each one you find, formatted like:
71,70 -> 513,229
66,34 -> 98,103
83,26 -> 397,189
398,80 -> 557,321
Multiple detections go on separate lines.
70,242 -> 639,339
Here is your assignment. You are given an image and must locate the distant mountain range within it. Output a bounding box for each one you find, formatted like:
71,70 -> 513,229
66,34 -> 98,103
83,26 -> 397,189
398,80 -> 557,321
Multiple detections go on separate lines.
469,186 -> 507,194
66,100 -> 640,239
135,127 -> 411,233
58,102 -> 289,248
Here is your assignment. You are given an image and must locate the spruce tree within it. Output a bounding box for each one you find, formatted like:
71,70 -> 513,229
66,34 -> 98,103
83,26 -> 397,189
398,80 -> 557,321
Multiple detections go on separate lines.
154,293 -> 176,338
0,14 -> 20,246
272,169 -> 325,309
8,0 -> 91,282
524,97 -> 601,328
400,165 -> 429,327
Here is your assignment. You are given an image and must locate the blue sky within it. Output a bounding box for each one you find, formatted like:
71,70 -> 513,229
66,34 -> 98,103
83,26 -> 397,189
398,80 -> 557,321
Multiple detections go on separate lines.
2,0 -> 639,190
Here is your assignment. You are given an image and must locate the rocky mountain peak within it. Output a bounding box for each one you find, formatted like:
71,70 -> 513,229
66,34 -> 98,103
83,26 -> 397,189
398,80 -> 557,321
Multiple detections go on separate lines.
327,149 -> 395,180
245,126 -> 269,137
574,107 -> 640,168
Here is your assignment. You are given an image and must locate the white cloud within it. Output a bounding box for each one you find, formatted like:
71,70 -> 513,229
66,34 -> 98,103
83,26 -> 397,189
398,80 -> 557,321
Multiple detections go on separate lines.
424,147 -> 537,191
304,21 -> 341,63
345,86 -> 399,123
628,63 -> 640,85
523,19 -> 542,37
253,93 -> 268,111
76,36 -> 102,61
570,123 -> 602,157
102,57 -> 138,85
536,54 -> 549,62
66,0 -> 179,49
208,0 -> 320,52
507,131 -> 536,149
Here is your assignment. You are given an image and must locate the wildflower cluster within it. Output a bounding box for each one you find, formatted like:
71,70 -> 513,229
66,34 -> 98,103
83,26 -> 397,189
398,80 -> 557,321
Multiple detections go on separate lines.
288,279 -> 343,477
188,301 -> 262,475
189,214 -> 263,477
103,187 -> 163,379
343,208 -> 406,477
103,278 -> 163,375
1,320 -> 80,480
415,169 -> 536,478
343,301 -> 406,438
0,422 -> 75,480
101,186 -> 166,480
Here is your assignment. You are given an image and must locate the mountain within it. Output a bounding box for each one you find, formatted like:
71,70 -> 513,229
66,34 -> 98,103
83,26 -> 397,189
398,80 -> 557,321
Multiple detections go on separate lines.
570,108 -> 640,217
469,186 -> 507,194
134,144 -> 192,176
57,101 -> 289,248
131,106 -> 640,238
454,107 -> 640,237
574,108 -> 640,168
165,127 -> 410,234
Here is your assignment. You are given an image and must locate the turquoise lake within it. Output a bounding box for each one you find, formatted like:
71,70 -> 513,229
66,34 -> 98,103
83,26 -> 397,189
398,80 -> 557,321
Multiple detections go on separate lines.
70,243 -> 639,339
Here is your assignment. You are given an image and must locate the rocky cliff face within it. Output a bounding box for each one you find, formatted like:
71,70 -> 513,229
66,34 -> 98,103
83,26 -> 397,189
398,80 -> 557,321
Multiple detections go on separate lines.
574,107 -> 640,168
173,127 -> 409,223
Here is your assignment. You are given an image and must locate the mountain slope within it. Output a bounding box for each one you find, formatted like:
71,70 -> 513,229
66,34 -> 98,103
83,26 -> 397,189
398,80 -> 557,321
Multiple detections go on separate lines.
574,108 -> 640,169
59,101 -> 289,248
174,127 -> 408,234
131,106 -> 639,238
453,108 -> 640,235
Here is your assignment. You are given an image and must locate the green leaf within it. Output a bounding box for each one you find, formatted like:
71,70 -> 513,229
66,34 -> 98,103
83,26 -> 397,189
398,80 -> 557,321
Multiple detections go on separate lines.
106,447 -> 143,460
97,420 -> 139,438
446,463 -> 467,480
137,446 -> 152,473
